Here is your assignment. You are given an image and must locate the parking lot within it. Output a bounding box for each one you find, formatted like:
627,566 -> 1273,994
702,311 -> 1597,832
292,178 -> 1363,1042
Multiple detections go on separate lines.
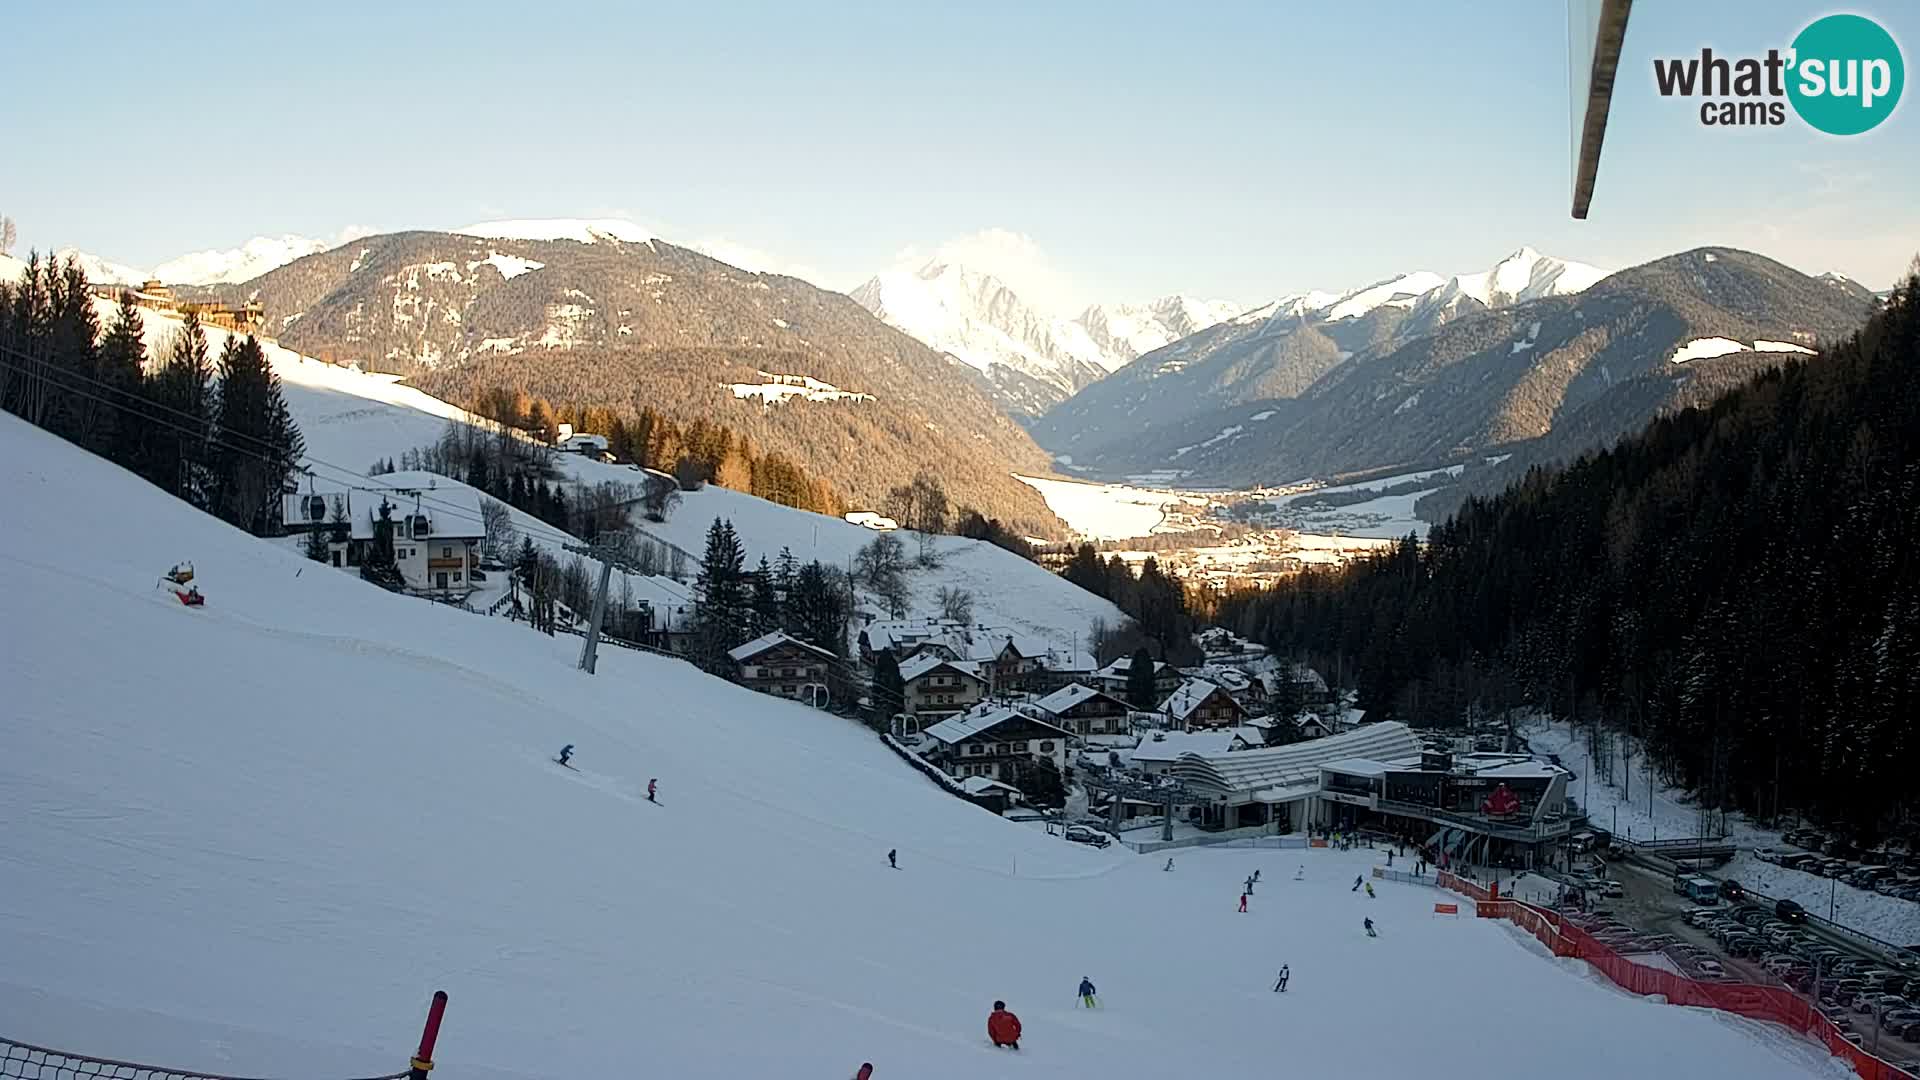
1569,858 -> 1920,1073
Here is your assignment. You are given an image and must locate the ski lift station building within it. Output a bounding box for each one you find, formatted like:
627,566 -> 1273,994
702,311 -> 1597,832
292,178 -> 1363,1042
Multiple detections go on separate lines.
1151,721 -> 1581,866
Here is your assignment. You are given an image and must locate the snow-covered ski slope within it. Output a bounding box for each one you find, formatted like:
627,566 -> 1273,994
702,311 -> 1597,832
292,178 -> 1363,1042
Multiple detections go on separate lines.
0,419 -> 1847,1080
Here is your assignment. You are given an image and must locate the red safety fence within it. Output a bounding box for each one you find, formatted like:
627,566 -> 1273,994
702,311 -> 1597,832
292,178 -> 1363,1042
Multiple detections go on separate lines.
1433,873 -> 1910,1080
1433,903 -> 1460,916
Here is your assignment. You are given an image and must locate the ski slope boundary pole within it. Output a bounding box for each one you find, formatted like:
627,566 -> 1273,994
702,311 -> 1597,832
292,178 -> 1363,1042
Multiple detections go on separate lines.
409,991 -> 448,1080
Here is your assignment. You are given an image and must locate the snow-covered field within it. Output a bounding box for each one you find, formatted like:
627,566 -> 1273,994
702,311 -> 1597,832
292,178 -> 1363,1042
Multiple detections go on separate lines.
1014,474 -> 1195,540
642,480 -> 1124,649
0,414 -> 1852,1079
1526,720 -> 1920,945
1269,465 -> 1467,540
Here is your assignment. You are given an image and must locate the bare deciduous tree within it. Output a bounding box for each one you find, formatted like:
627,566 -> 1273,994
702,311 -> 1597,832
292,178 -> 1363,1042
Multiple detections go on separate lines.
936,586 -> 974,626
641,471 -> 682,522
480,498 -> 518,563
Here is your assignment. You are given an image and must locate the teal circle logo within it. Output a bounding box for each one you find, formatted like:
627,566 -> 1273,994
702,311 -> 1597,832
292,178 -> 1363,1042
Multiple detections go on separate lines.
1787,14 -> 1904,135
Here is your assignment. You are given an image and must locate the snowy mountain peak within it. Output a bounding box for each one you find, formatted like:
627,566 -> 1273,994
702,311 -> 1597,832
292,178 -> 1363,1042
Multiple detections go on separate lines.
455,218 -> 656,245
1322,271 -> 1447,321
54,234 -> 330,287
157,234 -> 330,285
851,259 -> 1237,414
1413,249 -> 1608,320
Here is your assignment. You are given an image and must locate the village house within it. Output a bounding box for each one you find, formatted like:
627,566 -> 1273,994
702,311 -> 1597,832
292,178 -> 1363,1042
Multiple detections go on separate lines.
1161,678 -> 1249,730
1194,626 -> 1271,666
983,635 -> 1045,693
1032,683 -> 1132,739
898,654 -> 988,724
283,474 -> 486,594
728,632 -> 837,703
1091,656 -> 1184,701
1186,664 -> 1268,714
920,705 -> 1072,785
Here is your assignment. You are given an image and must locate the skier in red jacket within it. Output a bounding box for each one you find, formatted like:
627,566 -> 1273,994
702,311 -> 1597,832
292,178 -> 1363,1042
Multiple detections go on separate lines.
852,1064 -> 873,1080
988,1000 -> 1022,1049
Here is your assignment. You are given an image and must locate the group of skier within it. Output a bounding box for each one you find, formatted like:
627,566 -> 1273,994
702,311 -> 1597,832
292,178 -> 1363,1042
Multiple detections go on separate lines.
552,746 -> 656,802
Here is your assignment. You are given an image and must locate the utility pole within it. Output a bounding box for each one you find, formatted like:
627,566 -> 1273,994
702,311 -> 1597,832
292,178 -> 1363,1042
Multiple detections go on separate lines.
565,538 -> 646,675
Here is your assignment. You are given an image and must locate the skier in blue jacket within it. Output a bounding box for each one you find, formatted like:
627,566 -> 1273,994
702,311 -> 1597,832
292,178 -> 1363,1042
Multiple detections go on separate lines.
1078,977 -> 1097,1008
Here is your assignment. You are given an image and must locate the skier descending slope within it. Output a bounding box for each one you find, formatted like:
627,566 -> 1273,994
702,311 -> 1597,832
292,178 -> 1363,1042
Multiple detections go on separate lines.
647,778 -> 658,803
1164,857 -> 1175,872
556,744 -> 574,768
1078,977 -> 1098,1008
1352,874 -> 1363,892
852,1063 -> 873,1080
1238,892 -> 1248,913
888,848 -> 897,869
1366,882 -> 1375,899
988,1000 -> 1022,1049
1365,917 -> 1377,937
1273,964 -> 1290,993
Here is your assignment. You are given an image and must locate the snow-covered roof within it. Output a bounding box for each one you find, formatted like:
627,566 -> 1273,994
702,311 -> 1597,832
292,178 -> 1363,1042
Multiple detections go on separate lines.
1166,722 -> 1421,796
1161,679 -> 1240,722
898,654 -> 985,685
922,706 -> 1070,746
727,631 -> 837,664
1227,726 -> 1268,748
1321,757 -> 1390,778
1097,657 -> 1168,678
1194,666 -> 1251,692
1131,730 -> 1238,763
960,775 -> 1021,797
1470,760 -> 1567,781
1032,682 -> 1124,716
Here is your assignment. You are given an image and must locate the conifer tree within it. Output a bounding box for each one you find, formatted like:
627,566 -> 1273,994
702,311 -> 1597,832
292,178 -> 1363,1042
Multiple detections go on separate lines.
870,650 -> 905,731
97,290 -> 148,468
214,335 -> 303,534
1125,646 -> 1158,710
749,555 -> 780,637
692,517 -> 749,673
359,499 -> 406,591
789,560 -> 848,657
151,311 -> 215,507
304,524 -> 332,563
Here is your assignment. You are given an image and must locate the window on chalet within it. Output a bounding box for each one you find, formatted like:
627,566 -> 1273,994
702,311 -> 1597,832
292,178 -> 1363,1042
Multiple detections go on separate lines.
1039,741 -> 1054,752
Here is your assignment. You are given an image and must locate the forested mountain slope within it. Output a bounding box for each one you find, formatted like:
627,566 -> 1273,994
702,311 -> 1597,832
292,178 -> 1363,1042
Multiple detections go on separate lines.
1220,267 -> 1920,835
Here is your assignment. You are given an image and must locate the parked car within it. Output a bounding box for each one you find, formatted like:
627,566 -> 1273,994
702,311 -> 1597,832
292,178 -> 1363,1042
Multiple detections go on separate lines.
1882,1011 -> 1920,1038
1857,993 -> 1909,1016
1062,825 -> 1112,848
1776,899 -> 1809,923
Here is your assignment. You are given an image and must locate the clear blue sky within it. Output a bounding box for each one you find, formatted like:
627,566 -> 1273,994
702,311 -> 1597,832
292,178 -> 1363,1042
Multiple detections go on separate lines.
5,0 -> 1915,307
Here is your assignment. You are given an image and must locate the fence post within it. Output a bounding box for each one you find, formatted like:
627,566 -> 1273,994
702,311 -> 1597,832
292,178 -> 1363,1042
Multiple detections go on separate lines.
410,990 -> 448,1079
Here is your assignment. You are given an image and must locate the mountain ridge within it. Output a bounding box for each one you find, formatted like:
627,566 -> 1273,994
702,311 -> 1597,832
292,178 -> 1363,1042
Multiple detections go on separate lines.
189,229 -> 1067,535
851,259 -> 1239,417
